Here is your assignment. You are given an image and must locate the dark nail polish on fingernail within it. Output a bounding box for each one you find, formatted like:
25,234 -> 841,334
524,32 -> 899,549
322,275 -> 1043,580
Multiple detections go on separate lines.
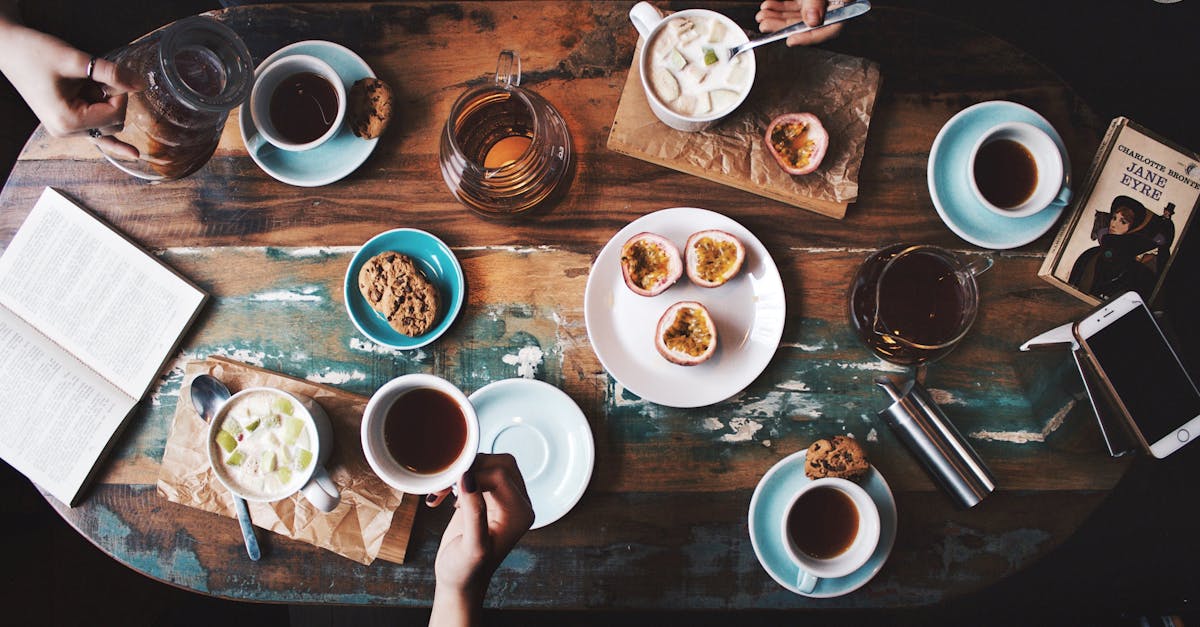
425,494 -> 437,505
463,472 -> 477,494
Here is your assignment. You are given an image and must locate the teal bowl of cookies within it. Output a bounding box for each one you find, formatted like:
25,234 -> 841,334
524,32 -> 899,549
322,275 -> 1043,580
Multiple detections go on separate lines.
345,229 -> 465,350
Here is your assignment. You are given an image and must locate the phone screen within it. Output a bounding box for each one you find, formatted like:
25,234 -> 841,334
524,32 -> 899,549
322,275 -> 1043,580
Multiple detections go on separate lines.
1086,304 -> 1200,443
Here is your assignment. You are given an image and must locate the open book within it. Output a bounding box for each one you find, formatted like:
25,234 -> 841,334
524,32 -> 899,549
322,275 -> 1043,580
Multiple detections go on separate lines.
0,188 -> 206,506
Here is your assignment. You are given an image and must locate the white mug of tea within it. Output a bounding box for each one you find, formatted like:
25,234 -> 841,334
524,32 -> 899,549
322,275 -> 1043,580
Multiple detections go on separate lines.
246,54 -> 346,154
361,374 -> 480,495
968,121 -> 1071,218
629,1 -> 756,132
781,477 -> 880,593
207,387 -> 341,512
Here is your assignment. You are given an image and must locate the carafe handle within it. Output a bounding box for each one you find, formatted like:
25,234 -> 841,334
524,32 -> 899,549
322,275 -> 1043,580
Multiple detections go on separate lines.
495,50 -> 521,88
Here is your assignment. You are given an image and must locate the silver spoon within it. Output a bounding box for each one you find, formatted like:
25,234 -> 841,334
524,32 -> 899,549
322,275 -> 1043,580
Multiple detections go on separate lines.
728,1 -> 872,60
190,374 -> 262,561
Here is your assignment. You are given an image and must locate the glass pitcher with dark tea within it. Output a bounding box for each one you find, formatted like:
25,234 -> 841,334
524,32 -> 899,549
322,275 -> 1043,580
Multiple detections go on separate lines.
439,50 -> 574,217
848,244 -> 993,365
98,16 -> 252,181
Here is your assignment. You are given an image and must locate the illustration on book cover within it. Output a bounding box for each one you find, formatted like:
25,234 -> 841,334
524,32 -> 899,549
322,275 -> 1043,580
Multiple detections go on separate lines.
1043,119 -> 1200,305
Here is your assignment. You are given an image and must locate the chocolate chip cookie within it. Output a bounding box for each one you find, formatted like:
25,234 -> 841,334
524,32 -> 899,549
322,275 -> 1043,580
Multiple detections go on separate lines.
804,435 -> 870,480
358,251 -> 440,337
347,77 -> 392,139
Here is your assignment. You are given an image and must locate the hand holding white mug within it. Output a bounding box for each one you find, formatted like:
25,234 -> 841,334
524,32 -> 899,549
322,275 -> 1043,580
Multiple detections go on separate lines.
428,453 -> 535,627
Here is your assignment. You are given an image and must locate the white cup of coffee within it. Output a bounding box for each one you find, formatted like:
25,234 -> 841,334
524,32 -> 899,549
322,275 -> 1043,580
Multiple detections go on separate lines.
629,1 -> 756,132
246,54 -> 346,153
968,122 -> 1070,218
361,374 -> 480,495
208,387 -> 341,512
781,477 -> 880,593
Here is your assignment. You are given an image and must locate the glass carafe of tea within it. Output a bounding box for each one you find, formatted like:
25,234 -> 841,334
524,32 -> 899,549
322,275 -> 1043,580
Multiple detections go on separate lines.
848,244 -> 993,365
439,50 -> 574,217
98,16 -> 252,181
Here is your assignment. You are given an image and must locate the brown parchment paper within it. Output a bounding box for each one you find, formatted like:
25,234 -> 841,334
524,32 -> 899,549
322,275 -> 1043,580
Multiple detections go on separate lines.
608,39 -> 881,219
156,356 -> 417,565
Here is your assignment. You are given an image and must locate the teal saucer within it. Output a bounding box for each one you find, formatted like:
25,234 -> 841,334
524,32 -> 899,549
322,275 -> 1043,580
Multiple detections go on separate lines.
748,450 -> 897,598
927,100 -> 1072,249
344,229 -> 465,350
239,40 -> 379,187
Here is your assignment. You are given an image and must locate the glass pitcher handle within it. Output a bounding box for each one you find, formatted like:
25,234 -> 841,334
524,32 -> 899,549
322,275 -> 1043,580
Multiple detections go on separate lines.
964,256 -> 994,277
495,50 -> 522,87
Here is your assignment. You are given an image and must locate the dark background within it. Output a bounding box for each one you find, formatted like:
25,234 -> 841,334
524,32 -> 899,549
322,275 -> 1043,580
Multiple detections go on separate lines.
2,1 -> 1199,625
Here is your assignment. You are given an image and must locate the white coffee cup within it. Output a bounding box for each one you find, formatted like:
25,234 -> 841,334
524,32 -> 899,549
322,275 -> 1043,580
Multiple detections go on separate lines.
361,374 -> 480,495
246,54 -> 346,154
207,387 -> 341,512
781,477 -> 880,593
968,121 -> 1070,218
629,2 -> 756,132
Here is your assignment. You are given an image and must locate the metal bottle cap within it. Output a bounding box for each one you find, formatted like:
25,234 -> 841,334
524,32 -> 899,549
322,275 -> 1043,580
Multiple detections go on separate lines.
876,377 -> 996,509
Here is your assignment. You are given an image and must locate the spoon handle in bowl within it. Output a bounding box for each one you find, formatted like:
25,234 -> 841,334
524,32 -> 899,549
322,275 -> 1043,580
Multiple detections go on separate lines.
233,496 -> 262,561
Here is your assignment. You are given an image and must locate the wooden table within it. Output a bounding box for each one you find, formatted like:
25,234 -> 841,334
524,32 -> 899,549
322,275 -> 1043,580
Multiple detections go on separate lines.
0,1 -> 1125,609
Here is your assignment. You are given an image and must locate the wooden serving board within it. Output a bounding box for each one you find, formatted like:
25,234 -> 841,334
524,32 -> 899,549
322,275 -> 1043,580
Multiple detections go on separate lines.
608,40 -> 881,219
158,356 -> 417,565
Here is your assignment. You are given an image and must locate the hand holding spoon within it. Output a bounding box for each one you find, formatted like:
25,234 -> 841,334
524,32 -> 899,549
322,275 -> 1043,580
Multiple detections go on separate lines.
729,1 -> 871,59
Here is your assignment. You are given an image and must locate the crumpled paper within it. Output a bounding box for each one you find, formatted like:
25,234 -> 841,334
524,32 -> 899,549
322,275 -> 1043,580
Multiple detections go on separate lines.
157,356 -> 417,565
608,39 -> 881,219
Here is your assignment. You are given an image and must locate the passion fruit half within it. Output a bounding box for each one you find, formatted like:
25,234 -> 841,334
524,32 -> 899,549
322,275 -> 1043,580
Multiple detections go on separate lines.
655,301 -> 718,366
620,232 -> 682,297
766,112 -> 829,176
685,230 -> 746,288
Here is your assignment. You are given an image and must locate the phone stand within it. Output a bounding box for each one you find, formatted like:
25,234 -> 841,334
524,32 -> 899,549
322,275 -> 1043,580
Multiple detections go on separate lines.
1021,322 -> 1138,457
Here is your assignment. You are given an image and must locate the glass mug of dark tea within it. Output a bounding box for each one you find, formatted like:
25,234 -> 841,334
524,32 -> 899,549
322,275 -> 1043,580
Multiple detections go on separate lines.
782,477 -> 880,594
246,55 -> 346,154
98,16 -> 253,181
969,122 -> 1071,218
361,374 -> 480,495
438,50 -> 574,217
848,244 -> 993,366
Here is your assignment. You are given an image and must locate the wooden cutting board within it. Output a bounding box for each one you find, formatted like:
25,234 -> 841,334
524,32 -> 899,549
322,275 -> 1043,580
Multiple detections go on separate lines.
608,40 -> 881,219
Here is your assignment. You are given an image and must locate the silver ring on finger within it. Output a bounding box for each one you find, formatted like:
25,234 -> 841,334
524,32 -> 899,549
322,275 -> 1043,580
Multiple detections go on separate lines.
87,128 -> 102,139
86,56 -> 98,81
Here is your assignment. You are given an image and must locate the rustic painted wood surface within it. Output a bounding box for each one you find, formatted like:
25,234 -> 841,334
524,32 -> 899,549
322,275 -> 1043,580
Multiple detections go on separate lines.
0,1 -> 1126,609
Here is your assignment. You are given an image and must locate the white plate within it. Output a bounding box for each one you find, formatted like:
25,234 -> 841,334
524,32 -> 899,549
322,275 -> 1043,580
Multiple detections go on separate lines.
583,207 -> 786,408
239,40 -> 379,187
469,379 -> 594,530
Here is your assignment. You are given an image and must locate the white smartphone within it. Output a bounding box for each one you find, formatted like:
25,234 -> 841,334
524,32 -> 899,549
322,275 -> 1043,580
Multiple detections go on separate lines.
1074,291 -> 1200,458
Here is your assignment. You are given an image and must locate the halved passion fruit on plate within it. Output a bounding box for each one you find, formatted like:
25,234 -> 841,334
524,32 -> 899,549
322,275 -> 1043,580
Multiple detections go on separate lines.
766,112 -> 829,176
685,230 -> 745,288
655,301 -> 717,366
620,232 -> 682,297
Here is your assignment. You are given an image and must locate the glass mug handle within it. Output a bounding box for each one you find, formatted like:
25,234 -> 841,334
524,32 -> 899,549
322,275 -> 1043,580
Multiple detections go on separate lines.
495,50 -> 522,88
963,255 -> 994,277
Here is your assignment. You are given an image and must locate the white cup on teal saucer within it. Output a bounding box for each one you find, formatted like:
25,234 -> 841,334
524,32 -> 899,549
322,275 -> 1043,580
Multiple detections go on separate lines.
246,54 -> 346,155
780,477 -> 881,594
968,121 -> 1068,218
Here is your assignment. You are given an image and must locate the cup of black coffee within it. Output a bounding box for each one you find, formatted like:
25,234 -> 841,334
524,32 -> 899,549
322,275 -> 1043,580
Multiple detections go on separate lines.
968,122 -> 1068,218
247,54 -> 346,153
361,374 -> 479,494
781,477 -> 880,593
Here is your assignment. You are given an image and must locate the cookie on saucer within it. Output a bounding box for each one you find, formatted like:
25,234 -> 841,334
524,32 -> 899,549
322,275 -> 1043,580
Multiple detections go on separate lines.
348,77 -> 392,139
804,435 -> 869,480
358,251 -> 440,336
